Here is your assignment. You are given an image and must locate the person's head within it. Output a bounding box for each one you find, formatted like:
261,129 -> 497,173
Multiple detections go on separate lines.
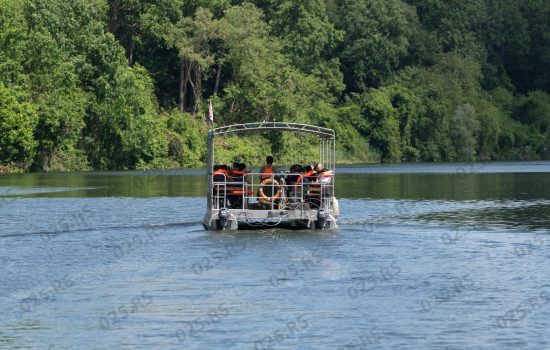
221,164 -> 228,171
213,165 -> 221,171
315,163 -> 324,173
290,164 -> 302,173
239,163 -> 246,170
304,165 -> 314,173
266,156 -> 274,165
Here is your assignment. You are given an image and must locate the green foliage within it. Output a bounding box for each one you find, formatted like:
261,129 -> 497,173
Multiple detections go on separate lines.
330,102 -> 380,162
449,104 -> 480,160
166,110 -> 207,167
85,64 -> 168,169
213,134 -> 268,167
331,0 -> 412,91
513,91 -> 550,134
265,0 -> 345,94
1,0 -> 549,172
0,0 -> 28,86
358,89 -> 402,162
33,87 -> 88,171
218,2 -> 273,86
406,0 -> 488,60
0,84 -> 38,165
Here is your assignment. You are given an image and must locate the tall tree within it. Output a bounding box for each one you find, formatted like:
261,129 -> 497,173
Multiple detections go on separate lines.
331,0 -> 412,92
164,8 -> 217,115
108,0 -> 150,66
265,0 -> 345,95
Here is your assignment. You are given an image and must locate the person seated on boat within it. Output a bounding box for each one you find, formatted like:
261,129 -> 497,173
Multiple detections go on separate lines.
258,176 -> 282,209
315,163 -> 334,177
260,155 -> 277,180
285,164 -> 303,202
229,162 -> 249,182
213,164 -> 228,182
303,164 -> 322,207
315,162 -> 334,197
302,165 -> 317,183
285,164 -> 303,186
227,162 -> 250,209
302,164 -> 316,196
212,165 -> 229,208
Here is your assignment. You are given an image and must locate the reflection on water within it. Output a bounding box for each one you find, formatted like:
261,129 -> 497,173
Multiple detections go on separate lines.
0,161 -> 549,349
417,201 -> 550,231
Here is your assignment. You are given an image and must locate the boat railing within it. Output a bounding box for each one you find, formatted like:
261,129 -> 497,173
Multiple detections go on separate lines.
210,172 -> 335,212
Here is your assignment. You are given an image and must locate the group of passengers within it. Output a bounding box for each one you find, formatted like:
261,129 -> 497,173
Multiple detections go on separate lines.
212,155 -> 333,209
282,162 -> 334,207
212,162 -> 249,181
212,162 -> 250,208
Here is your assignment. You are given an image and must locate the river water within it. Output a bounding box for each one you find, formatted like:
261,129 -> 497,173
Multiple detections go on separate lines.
0,161 -> 549,350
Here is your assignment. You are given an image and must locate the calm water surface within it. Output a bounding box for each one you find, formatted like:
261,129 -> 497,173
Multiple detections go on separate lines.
1,161 -> 550,350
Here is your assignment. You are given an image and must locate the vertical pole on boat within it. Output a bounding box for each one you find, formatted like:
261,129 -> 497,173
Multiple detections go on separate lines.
332,136 -> 336,206
326,138 -> 329,207
324,139 -> 327,166
321,139 -> 324,166
326,139 -> 329,167
272,175 -> 275,210
207,130 -> 215,211
332,136 -> 335,172
319,139 -> 323,168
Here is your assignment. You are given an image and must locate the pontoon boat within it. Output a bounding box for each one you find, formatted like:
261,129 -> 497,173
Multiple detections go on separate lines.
203,122 -> 339,230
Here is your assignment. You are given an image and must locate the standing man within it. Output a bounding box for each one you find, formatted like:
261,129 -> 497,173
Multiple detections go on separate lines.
260,155 -> 277,179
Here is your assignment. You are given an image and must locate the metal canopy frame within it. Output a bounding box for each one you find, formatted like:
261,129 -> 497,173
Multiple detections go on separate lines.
209,122 -> 335,140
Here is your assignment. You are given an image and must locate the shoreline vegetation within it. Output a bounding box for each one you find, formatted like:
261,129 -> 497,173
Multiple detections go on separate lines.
4,160 -> 549,176
1,1 -> 549,175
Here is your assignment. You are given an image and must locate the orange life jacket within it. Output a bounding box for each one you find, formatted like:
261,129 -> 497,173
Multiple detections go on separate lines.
303,170 -> 316,179
260,165 -> 273,179
213,168 -> 227,184
230,170 -> 248,176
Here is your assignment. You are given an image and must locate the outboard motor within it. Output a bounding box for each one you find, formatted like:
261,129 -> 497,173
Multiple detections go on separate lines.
316,208 -> 327,229
218,208 -> 230,230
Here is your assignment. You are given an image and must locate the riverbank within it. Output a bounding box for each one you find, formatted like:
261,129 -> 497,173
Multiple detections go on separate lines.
0,163 -> 26,175
2,156 -> 549,175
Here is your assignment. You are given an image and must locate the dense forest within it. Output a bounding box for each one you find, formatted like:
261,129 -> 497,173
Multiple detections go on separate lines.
0,0 -> 549,172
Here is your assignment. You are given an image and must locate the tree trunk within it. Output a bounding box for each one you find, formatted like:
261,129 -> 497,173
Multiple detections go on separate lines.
194,65 -> 202,117
40,149 -> 50,172
108,0 -> 120,32
127,34 -> 134,66
213,62 -> 222,96
179,58 -> 185,112
187,62 -> 196,117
